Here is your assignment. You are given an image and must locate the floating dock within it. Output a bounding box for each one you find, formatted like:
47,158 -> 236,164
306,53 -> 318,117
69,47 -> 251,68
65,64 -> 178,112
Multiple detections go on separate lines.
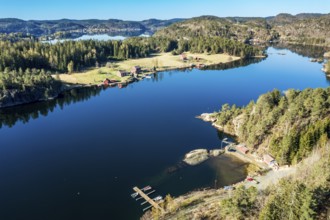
133,186 -> 165,212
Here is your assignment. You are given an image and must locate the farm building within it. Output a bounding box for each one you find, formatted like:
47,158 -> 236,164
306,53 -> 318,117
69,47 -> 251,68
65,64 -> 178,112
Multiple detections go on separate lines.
117,70 -> 129,77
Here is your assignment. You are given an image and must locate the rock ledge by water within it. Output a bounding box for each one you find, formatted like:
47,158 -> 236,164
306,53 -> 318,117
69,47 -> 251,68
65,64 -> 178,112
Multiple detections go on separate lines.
183,148 -> 224,165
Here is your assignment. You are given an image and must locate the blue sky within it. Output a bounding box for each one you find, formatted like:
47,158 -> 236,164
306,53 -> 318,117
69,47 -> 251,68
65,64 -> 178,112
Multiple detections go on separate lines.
0,0 -> 329,20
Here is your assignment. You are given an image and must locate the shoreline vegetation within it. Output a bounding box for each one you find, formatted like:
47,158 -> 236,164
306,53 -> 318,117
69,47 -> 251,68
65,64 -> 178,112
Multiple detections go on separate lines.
55,52 -> 242,86
0,51 -> 245,108
142,146 -> 329,220
0,34 -> 263,108
142,87 -> 330,220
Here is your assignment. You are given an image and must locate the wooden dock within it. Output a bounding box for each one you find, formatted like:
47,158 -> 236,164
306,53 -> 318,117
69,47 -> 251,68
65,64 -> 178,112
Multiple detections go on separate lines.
133,187 -> 165,212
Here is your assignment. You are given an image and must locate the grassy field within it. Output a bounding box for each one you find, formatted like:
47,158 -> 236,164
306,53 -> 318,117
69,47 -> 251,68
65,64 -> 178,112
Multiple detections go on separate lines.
55,52 -> 240,85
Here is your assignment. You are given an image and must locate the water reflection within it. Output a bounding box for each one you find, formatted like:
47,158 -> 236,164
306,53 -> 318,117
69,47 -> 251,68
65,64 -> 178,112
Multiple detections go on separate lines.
273,43 -> 329,58
0,86 -> 102,128
203,57 -> 265,71
0,46 -> 327,129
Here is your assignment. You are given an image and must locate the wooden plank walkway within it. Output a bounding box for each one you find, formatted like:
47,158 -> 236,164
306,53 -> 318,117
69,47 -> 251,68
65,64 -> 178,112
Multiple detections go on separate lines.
136,190 -> 155,201
133,187 -> 165,212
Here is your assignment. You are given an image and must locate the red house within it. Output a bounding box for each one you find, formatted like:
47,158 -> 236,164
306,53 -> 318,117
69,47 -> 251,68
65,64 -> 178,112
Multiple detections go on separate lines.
180,53 -> 187,61
236,145 -> 249,154
103,78 -> 111,85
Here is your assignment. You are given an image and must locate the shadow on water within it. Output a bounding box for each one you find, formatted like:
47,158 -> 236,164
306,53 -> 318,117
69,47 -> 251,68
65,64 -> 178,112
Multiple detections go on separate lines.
273,43 -> 330,58
0,86 -> 102,128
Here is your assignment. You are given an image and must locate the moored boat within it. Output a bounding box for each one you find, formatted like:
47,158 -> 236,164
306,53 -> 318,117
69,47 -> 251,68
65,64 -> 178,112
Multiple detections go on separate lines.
131,192 -> 139,198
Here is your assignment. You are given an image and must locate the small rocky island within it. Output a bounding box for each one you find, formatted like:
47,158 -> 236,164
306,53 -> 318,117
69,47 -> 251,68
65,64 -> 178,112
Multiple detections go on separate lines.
183,148 -> 224,165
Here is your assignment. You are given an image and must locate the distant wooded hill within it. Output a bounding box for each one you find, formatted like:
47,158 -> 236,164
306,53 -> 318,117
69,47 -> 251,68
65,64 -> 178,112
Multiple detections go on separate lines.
0,18 -> 185,36
0,13 -> 329,46
155,13 -> 330,46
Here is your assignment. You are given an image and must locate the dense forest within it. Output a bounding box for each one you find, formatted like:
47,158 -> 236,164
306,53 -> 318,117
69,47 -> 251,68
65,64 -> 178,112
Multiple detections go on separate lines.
154,16 -> 277,43
0,36 -> 262,75
0,35 -> 263,107
0,39 -> 151,73
212,88 -> 330,165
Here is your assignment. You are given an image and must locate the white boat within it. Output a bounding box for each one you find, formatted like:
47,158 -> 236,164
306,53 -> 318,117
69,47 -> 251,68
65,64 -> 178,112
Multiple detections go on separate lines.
142,186 -> 152,191
131,192 -> 139,198
153,196 -> 163,201
145,76 -> 152,79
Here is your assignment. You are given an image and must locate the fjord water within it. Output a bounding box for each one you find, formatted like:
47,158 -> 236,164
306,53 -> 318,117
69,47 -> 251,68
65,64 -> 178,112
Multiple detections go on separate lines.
0,47 -> 329,220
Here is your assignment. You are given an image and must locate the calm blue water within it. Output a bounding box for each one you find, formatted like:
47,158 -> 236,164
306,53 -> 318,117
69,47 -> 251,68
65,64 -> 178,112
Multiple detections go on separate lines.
44,34 -> 126,44
44,34 -> 150,44
0,47 -> 328,220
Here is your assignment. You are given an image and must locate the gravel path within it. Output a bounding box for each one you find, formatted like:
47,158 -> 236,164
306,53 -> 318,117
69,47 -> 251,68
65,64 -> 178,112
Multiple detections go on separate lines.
244,166 -> 297,190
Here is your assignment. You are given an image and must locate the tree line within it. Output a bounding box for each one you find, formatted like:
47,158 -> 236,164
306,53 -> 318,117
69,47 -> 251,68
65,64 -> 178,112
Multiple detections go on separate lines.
213,88 -> 330,165
128,36 -> 264,58
0,36 -> 263,75
0,39 -> 151,74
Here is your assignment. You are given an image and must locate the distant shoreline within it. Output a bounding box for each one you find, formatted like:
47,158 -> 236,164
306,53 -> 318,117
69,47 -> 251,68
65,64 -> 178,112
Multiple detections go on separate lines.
0,52 -> 265,109
55,52 -> 244,86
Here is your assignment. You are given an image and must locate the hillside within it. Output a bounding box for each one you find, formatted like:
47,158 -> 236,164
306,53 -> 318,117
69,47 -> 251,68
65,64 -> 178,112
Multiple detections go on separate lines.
142,87 -> 330,220
0,18 -> 185,37
155,13 -> 330,46
1,14 -> 329,46
271,14 -> 330,46
207,88 -> 330,165
154,16 -> 277,43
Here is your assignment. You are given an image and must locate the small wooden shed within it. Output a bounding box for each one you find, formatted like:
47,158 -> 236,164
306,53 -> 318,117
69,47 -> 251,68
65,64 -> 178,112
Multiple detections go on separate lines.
117,70 -> 129,77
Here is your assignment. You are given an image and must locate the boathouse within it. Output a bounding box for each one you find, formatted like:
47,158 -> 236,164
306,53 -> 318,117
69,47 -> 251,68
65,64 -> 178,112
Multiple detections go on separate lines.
103,78 -> 111,85
236,145 -> 249,154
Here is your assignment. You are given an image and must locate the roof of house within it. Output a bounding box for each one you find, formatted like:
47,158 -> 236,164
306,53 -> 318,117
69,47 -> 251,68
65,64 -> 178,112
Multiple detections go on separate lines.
236,145 -> 249,154
263,154 -> 275,164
